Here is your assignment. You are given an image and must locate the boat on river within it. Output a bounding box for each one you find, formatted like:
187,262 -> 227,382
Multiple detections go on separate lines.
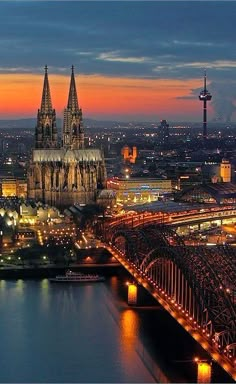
49,270 -> 105,283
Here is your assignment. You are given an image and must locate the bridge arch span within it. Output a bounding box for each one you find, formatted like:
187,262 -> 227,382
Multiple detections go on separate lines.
111,225 -> 236,360
111,227 -> 150,263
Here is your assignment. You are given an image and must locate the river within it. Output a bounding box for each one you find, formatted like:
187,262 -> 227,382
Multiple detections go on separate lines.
0,272 -> 233,383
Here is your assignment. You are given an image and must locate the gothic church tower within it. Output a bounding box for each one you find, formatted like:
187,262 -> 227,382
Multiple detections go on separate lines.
63,66 -> 84,149
28,66 -> 106,208
35,66 -> 58,148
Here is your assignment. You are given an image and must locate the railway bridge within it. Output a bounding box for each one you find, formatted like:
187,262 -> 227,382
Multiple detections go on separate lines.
102,223 -> 236,380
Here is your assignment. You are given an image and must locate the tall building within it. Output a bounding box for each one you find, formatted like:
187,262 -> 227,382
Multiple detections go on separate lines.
158,119 -> 169,146
28,66 -> 106,207
220,158 -> 231,182
121,145 -> 130,161
121,145 -> 137,163
198,71 -> 212,140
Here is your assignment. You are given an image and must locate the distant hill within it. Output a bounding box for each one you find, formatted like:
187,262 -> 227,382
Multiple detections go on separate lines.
0,117 -> 141,129
0,117 -> 120,129
0,118 -> 234,131
0,118 -> 36,129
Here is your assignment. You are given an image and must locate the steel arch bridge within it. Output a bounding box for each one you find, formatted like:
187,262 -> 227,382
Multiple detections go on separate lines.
106,224 -> 236,380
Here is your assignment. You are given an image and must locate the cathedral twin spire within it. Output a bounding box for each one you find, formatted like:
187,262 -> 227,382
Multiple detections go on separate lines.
40,65 -> 53,112
35,66 -> 84,149
63,65 -> 84,149
67,65 -> 79,111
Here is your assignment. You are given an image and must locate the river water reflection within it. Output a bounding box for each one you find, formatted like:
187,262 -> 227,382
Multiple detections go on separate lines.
0,276 -> 233,383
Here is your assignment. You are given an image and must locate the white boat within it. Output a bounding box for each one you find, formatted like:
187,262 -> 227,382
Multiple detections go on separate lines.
49,270 -> 105,283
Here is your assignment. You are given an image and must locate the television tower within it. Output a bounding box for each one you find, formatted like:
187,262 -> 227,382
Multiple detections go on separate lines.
198,71 -> 212,140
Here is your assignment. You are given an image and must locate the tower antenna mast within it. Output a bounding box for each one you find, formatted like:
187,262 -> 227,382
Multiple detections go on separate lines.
199,70 -> 212,141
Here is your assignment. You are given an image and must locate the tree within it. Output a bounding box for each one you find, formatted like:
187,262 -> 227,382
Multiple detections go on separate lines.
80,204 -> 105,230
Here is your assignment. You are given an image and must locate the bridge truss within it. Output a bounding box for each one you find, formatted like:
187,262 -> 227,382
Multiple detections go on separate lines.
108,224 -> 236,380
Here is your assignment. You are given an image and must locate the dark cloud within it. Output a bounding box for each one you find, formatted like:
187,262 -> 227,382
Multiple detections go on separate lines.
0,1 -> 235,81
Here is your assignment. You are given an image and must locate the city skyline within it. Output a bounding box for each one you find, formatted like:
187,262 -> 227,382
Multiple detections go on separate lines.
0,1 -> 236,122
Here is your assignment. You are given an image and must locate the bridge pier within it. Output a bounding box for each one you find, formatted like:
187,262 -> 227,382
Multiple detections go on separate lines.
195,360 -> 212,383
127,283 -> 138,305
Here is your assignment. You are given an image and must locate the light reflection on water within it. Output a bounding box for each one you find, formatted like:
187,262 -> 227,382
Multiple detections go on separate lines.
119,309 -> 143,380
15,279 -> 24,294
0,279 -> 6,291
120,309 -> 139,350
40,278 -> 49,310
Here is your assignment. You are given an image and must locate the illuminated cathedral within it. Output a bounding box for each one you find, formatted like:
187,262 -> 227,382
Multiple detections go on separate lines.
28,66 -> 106,207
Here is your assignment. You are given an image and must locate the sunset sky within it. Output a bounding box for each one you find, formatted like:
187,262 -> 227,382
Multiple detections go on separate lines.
0,1 -> 236,122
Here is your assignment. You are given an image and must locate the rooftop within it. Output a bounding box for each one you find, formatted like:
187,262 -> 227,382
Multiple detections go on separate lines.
178,182 -> 236,202
124,200 -> 217,214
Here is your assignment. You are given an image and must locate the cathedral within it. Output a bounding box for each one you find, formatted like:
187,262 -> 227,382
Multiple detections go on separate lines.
28,66 -> 106,208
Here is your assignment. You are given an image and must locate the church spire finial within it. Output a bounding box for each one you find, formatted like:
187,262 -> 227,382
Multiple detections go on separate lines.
35,66 -> 57,149
67,65 -> 79,111
41,65 -> 52,112
63,66 -> 84,149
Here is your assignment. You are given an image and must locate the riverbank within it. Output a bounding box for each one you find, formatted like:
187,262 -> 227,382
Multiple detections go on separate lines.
0,263 -> 122,279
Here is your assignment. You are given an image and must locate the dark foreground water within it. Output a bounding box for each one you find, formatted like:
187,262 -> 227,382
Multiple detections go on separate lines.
0,273 -> 233,383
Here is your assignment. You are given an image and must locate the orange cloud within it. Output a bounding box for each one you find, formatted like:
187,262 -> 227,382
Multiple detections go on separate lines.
0,73 -> 205,120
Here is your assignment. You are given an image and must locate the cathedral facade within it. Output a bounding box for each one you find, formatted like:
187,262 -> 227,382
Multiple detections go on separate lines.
28,66 -> 106,207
